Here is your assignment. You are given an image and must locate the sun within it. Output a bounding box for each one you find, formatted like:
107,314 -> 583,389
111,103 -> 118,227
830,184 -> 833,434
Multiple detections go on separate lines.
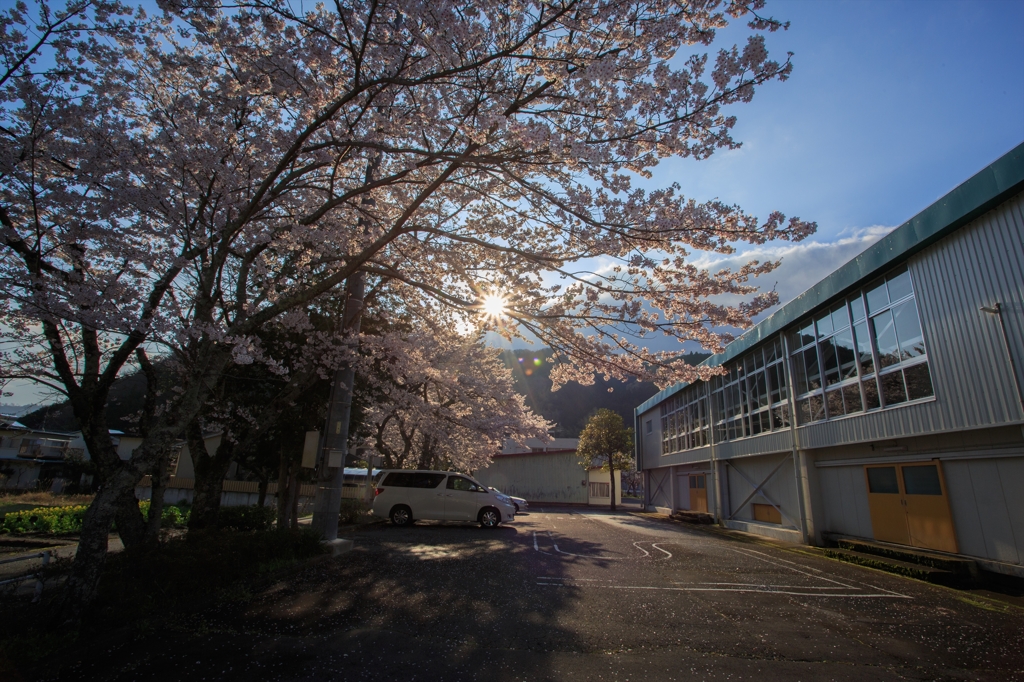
480,292 -> 508,321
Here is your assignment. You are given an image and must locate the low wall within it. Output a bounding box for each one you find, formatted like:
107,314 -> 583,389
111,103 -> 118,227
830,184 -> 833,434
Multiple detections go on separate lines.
135,476 -> 373,510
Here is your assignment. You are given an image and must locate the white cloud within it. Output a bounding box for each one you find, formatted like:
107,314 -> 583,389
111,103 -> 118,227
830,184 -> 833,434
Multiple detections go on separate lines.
691,225 -> 896,319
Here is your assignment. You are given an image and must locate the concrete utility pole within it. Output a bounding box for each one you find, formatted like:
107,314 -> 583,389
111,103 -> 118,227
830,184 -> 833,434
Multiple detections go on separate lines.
310,273 -> 365,540
310,154 -> 380,542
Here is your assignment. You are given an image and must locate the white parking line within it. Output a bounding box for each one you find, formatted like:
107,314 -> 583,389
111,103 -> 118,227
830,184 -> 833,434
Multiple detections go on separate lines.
533,583 -> 912,598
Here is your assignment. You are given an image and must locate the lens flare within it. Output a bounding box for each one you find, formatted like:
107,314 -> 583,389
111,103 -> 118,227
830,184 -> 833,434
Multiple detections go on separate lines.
480,293 -> 507,321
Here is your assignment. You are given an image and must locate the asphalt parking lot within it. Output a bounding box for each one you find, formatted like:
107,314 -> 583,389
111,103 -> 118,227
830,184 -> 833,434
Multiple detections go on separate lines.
62,508 -> 1024,681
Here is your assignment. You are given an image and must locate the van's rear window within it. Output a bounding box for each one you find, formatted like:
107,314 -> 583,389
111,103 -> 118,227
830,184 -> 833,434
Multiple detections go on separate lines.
382,472 -> 447,488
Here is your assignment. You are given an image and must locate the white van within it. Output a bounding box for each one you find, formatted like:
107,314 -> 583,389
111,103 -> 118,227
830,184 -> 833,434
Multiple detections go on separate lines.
372,470 -> 516,528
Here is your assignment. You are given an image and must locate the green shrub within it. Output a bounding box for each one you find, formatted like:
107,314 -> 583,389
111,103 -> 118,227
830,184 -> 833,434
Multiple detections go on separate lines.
0,501 -> 190,534
339,499 -> 370,525
217,504 -> 276,531
0,505 -> 88,534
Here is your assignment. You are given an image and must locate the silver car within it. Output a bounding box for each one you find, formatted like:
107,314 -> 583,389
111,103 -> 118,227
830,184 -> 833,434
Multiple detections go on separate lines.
488,487 -> 528,514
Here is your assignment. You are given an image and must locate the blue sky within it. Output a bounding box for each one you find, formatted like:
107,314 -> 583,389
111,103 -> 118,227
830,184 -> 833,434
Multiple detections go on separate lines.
555,0 -> 1024,354
4,0 -> 1024,406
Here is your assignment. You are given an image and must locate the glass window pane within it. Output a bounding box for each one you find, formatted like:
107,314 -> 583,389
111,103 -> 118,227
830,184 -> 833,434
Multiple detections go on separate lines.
797,322 -> 814,347
768,364 -> 782,403
853,321 -> 874,376
843,383 -> 863,414
820,338 -> 840,386
881,371 -> 907,406
755,372 -> 768,408
886,266 -> 913,303
826,388 -> 845,418
771,404 -> 790,430
750,412 -> 762,435
831,303 -> 849,332
834,329 -> 858,381
904,362 -> 934,401
893,299 -> 926,360
816,311 -> 833,338
902,465 -> 942,495
872,311 -> 900,369
808,393 -> 824,422
765,338 -> 779,363
863,377 -> 881,410
867,467 -> 900,494
804,347 -> 821,391
849,295 -> 866,322
744,353 -> 756,374
866,279 -> 889,314
797,398 -> 811,424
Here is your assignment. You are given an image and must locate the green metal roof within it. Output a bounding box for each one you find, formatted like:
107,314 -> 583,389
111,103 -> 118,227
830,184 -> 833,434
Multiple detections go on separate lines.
636,141 -> 1024,417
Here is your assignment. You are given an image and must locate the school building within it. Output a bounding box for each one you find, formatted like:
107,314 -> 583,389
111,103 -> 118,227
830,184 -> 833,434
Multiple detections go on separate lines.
634,143 -> 1024,577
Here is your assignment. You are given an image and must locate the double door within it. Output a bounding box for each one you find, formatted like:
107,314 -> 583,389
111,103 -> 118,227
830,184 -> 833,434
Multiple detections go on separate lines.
864,461 -> 957,553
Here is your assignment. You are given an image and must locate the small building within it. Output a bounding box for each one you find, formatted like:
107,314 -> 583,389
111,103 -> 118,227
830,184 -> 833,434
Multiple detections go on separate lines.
474,438 -> 623,506
634,143 -> 1024,577
0,417 -> 76,490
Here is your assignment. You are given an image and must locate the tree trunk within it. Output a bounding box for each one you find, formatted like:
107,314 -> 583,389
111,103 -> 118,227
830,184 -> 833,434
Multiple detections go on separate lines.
55,468 -> 137,624
59,347 -> 233,621
257,476 -> 268,509
277,450 -> 292,529
289,468 -> 300,530
145,448 -> 170,542
187,422 -> 234,530
311,272 -> 366,541
113,486 -> 147,548
609,460 -> 617,512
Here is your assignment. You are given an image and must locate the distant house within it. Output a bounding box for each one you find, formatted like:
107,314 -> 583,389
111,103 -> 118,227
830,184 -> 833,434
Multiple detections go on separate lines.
473,438 -> 622,507
0,417 -> 76,490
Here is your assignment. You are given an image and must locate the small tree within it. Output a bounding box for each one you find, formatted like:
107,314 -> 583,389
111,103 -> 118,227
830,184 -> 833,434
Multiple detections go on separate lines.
577,409 -> 634,511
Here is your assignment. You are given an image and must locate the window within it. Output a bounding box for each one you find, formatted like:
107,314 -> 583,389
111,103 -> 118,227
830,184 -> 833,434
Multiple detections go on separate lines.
660,382 -> 709,455
709,336 -> 790,443
383,472 -> 447,488
447,476 -> 485,492
589,482 -> 610,498
789,264 -> 933,425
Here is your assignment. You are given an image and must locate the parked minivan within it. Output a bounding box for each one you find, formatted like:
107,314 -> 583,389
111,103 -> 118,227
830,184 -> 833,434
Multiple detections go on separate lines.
372,470 -> 516,528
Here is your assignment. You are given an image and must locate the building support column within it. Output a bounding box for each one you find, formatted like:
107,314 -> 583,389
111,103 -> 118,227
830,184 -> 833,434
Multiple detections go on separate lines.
782,333 -> 814,545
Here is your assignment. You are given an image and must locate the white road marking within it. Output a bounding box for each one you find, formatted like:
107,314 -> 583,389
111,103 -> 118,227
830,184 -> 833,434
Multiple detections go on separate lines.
632,542 -> 651,557
534,583 -> 912,598
651,543 -> 673,559
547,531 -> 626,559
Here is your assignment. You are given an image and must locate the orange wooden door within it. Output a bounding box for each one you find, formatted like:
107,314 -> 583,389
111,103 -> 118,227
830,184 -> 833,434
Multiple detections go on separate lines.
865,465 -> 911,545
689,474 -> 708,513
900,463 -> 958,553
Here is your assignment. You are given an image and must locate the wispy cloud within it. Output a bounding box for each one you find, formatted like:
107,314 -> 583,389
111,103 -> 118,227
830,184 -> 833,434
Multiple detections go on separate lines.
691,225 -> 896,318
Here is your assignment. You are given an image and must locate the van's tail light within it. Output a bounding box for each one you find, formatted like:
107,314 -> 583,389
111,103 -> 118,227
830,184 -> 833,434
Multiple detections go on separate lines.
374,487 -> 384,496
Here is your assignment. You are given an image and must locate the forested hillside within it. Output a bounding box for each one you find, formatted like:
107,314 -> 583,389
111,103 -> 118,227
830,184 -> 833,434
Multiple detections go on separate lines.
500,349 -> 710,437
21,348 -> 711,439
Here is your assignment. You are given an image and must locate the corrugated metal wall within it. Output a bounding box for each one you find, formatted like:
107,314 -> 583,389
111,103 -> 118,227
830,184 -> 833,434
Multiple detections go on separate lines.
798,191 -> 1024,449
725,453 -> 800,529
474,452 -> 588,504
944,457 -> 1024,565
817,465 -> 874,538
648,467 -> 672,508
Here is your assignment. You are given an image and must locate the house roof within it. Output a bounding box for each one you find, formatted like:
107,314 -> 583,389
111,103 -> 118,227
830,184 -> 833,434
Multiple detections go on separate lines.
636,141 -> 1024,417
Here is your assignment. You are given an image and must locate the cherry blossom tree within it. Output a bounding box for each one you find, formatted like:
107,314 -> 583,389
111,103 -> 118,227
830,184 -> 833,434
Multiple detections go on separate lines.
1,0 -> 816,615
356,326 -> 551,472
